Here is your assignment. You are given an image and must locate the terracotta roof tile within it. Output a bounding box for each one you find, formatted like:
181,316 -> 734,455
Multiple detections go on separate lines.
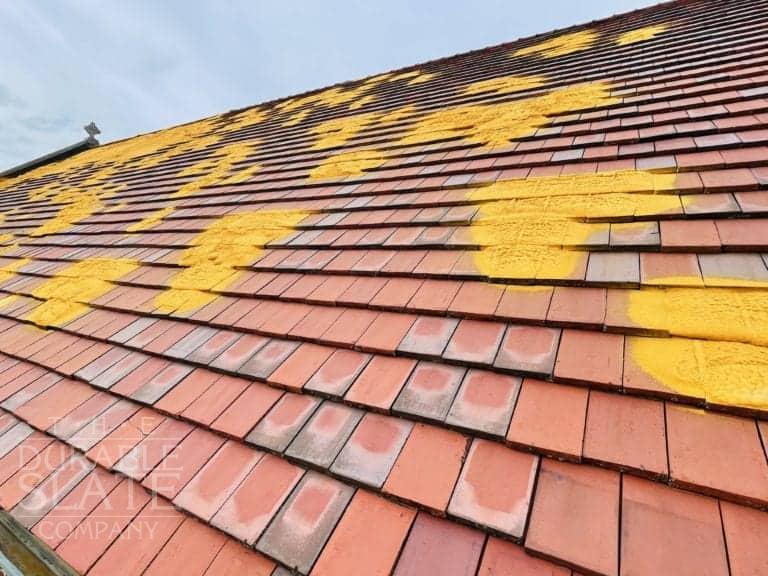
526,459 -> 620,575
1,0 -> 767,572
620,476 -> 729,576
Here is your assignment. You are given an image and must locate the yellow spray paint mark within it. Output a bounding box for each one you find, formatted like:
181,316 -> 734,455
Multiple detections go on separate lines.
513,29 -> 598,58
349,94 -> 377,110
0,109 -> 259,204
275,72 -> 429,130
364,70 -> 431,85
379,105 -> 417,124
0,108 -> 266,238
173,141 -> 260,197
462,75 -> 548,96
106,202 -> 127,212
275,71 -> 434,119
154,209 -> 309,313
26,258 -> 138,327
127,206 -> 175,233
310,112 -> 381,149
398,81 -> 618,148
177,157 -> 221,178
404,71 -> 436,85
470,169 -> 679,202
308,150 -> 387,181
0,258 -> 29,284
283,109 -> 311,127
616,24 -> 670,46
630,337 -> 768,409
627,287 -> 768,347
363,73 -> 394,85
105,119 -> 222,170
219,163 -> 263,185
0,295 -> 18,309
304,85 -> 371,108
0,115 -> 235,239
28,190 -> 105,237
309,105 -> 417,151
225,107 -> 268,132
468,170 -> 678,280
305,105 -> 416,179
276,84 -> 375,114
372,70 -> 436,85
0,116 -> 220,196
467,167 -> 768,409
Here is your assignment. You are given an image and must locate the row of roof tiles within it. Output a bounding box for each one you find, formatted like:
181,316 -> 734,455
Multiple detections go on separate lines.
0,348 -> 766,576
1,0 -> 767,574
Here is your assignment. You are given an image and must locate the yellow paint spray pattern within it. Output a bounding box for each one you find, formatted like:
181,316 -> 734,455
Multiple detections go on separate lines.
172,142 -> 262,197
275,70 -> 434,119
616,24 -> 670,46
468,170 -> 678,280
310,113 -> 382,150
225,107 -> 269,132
306,81 -> 614,180
25,258 -> 138,327
28,190 -> 105,237
513,29 -> 598,58
308,150 -> 387,181
349,94 -> 377,110
275,85 -> 373,114
13,116 -> 224,197
365,70 -> 435,85
403,71 -> 436,85
127,206 -> 175,232
1,108 -> 257,211
282,109 -> 312,127
627,286 -> 768,347
629,337 -> 768,410
0,295 -> 18,310
306,106 -> 417,180
309,105 -> 419,152
154,209 -> 309,313
462,75 -> 548,96
398,82 -> 618,148
0,115 -> 240,236
0,102 -> 271,237
468,168 -> 768,408
0,258 -> 29,284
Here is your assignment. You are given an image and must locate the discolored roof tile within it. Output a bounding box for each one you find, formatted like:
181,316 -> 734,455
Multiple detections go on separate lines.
448,439 -> 537,538
2,1 -> 768,573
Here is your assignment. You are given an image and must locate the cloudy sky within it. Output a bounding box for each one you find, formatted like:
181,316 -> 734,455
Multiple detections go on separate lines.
0,0 -> 657,169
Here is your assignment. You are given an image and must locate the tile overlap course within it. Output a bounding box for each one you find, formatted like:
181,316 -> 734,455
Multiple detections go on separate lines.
0,1 -> 767,574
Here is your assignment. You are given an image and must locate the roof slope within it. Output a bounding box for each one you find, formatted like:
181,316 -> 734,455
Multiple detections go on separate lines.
0,0 -> 767,574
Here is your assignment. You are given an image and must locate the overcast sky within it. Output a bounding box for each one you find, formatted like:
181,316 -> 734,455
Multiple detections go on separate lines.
0,0 -> 658,169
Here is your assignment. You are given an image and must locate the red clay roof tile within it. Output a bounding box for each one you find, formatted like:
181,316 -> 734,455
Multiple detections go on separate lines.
526,459 -> 620,575
620,476 -> 729,576
1,0 -> 767,572
449,439 -> 537,538
310,490 -> 415,576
